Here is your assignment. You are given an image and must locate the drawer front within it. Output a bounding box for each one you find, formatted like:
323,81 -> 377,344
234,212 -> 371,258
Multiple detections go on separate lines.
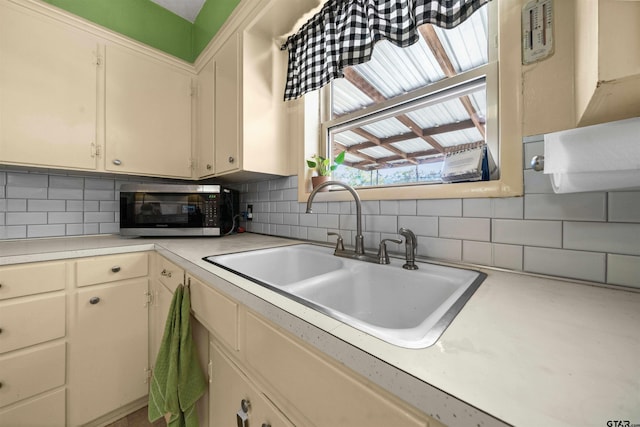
76,252 -> 149,287
0,388 -> 65,427
0,261 -> 66,301
0,342 -> 66,408
210,343 -> 294,427
157,255 -> 184,292
0,294 -> 65,354
189,275 -> 238,351
245,312 -> 427,427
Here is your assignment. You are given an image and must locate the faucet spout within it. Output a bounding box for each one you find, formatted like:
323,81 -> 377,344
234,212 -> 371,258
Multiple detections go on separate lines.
306,181 -> 364,255
398,227 -> 418,270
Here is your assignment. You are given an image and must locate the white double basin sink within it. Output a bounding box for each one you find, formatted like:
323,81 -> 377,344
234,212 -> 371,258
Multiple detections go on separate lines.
204,244 -> 486,348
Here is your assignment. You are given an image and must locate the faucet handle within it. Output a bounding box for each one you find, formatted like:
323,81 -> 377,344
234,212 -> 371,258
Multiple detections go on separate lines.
327,232 -> 345,252
377,238 -> 402,264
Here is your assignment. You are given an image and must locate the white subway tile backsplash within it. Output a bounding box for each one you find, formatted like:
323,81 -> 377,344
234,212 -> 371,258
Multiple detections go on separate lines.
299,213 -> 318,227
463,199 -> 491,218
608,192 -> 640,223
66,224 -> 85,236
283,213 -> 299,225
564,222 -> 640,256
493,244 -> 523,271
49,212 -> 83,224
283,188 -> 297,200
439,217 -> 490,241
49,175 -> 84,189
0,172 -> 5,185
310,202 -> 328,214
524,247 -> 606,283
318,214 -> 340,229
492,219 -> 562,248
361,201 -> 380,215
417,199 -> 461,217
85,178 -> 114,190
269,189 -> 284,201
607,254 -> 640,288
491,198 -> 523,219
7,212 -> 47,225
380,200 -> 416,215
28,224 -> 66,238
275,224 -> 291,237
7,199 -> 26,212
463,241 -> 492,265
524,170 -> 554,194
85,212 -> 116,223
365,215 -> 397,233
100,201 -> 118,212
83,223 -> 99,234
307,227 -> 328,242
28,200 -> 66,212
6,186 -> 48,199
327,201 -> 351,214
276,201 -> 291,213
66,201 -> 84,211
398,216 -> 438,237
339,214 -> 357,231
0,213 -> 4,226
6,172 -> 48,188
362,231 -> 382,249
524,193 -> 606,221
48,188 -> 84,200
99,223 -> 119,234
84,189 -> 115,201
416,237 -> 462,261
84,201 -> 99,212
5,225 -> 27,239
268,213 -> 284,225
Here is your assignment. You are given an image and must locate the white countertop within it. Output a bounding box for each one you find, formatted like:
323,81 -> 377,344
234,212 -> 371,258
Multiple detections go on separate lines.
2,234 -> 639,427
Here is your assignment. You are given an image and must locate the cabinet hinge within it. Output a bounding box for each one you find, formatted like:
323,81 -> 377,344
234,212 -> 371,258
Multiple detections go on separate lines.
144,291 -> 153,307
208,360 -> 213,384
190,158 -> 197,170
95,56 -> 104,67
145,368 -> 153,384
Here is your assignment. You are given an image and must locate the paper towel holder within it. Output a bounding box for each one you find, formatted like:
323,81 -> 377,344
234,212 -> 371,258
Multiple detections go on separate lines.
530,155 -> 545,172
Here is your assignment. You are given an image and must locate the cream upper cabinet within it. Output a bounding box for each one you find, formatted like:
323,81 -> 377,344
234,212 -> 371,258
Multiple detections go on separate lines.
213,33 -> 241,176
104,45 -> 194,178
196,58 -> 215,178
0,2 -> 99,171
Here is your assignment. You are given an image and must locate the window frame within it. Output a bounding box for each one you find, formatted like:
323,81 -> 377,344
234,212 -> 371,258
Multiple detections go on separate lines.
297,0 -> 522,202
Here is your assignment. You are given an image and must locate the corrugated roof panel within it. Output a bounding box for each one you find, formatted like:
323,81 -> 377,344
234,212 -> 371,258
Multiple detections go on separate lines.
391,138 -> 433,153
406,97 -> 475,128
350,38 -> 446,100
332,78 -> 374,116
333,130 -> 369,147
434,6 -> 488,73
361,117 -> 410,138
432,128 -> 484,147
358,146 -> 396,159
470,90 -> 487,120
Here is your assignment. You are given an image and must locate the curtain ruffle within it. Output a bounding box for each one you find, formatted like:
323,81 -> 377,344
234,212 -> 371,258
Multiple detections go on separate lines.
283,0 -> 489,101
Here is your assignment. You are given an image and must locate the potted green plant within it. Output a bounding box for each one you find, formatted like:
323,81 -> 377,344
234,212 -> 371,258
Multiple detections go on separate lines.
307,151 -> 345,190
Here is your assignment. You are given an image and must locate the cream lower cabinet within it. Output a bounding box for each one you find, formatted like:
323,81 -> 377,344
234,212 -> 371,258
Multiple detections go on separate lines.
0,261 -> 67,427
210,342 -> 293,427
188,271 -> 442,427
68,253 -> 150,427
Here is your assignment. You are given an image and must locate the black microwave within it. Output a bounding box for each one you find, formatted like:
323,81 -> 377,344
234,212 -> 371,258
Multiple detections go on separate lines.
119,184 -> 239,237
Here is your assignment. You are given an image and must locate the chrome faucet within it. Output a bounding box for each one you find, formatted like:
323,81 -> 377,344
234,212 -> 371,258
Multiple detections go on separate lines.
398,228 -> 418,270
306,181 -> 366,256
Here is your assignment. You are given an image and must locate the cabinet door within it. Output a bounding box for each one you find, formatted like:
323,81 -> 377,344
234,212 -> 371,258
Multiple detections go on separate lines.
209,343 -> 293,427
105,45 -> 193,178
214,33 -> 241,175
196,58 -> 215,178
68,279 -> 149,426
0,4 -> 98,170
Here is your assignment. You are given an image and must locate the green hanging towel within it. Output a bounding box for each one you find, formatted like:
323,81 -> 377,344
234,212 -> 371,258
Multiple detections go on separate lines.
149,284 -> 207,427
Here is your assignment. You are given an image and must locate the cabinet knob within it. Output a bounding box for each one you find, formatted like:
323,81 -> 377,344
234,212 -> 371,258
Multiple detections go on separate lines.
0,283 -> 3,289
206,164 -> 213,170
240,398 -> 251,413
111,265 -> 121,273
0,382 -> 3,389
89,297 -> 100,305
0,328 -> 3,334
161,269 -> 172,278
112,159 -> 122,166
228,156 -> 235,163
261,424 -> 271,427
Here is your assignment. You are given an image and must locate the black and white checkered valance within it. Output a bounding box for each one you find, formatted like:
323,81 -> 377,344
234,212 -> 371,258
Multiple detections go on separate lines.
282,0 -> 489,101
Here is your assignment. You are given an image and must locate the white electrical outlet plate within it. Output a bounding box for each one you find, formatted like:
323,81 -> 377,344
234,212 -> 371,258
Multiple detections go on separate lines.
522,0 -> 554,64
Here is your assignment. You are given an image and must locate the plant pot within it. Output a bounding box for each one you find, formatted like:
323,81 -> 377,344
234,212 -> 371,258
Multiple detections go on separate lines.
311,176 -> 331,191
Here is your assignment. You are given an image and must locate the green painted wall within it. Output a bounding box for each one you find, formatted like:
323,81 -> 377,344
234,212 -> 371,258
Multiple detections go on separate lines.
42,0 -> 240,63
193,0 -> 241,58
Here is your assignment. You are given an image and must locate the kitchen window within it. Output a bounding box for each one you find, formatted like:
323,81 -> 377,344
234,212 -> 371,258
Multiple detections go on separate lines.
325,4 -> 496,188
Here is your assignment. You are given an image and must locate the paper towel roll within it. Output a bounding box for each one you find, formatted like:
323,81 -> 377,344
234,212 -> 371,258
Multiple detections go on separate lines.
544,117 -> 640,193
